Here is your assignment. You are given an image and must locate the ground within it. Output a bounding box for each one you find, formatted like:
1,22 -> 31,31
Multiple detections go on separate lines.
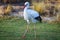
0,17 -> 60,40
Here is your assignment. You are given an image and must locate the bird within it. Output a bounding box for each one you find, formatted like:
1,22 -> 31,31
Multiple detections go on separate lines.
22,2 -> 42,39
24,2 -> 42,23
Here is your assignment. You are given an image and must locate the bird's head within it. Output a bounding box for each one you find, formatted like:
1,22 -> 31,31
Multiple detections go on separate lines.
24,2 -> 30,8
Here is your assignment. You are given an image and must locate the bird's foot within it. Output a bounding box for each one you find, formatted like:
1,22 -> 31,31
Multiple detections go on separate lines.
22,35 -> 26,39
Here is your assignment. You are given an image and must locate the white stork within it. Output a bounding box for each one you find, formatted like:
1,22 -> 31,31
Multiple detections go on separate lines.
22,2 -> 42,38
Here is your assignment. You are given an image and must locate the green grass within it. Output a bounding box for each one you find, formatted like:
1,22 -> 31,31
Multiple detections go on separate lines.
0,17 -> 60,40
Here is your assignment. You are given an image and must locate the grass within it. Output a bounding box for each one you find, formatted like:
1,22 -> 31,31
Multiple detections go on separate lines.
0,17 -> 60,40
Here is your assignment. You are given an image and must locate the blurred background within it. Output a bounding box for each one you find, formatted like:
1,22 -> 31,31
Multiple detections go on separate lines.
0,0 -> 60,40
0,0 -> 60,23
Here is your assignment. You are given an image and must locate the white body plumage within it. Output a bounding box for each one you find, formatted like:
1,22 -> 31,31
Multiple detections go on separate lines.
23,2 -> 40,24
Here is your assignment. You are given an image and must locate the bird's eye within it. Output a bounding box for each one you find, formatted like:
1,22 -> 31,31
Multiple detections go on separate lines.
25,4 -> 28,6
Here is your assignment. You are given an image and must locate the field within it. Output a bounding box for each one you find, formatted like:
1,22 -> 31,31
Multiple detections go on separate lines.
0,17 -> 60,40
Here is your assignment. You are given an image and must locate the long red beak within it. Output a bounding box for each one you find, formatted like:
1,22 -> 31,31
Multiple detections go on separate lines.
23,5 -> 26,9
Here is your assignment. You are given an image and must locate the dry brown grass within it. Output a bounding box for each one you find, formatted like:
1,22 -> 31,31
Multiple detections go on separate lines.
0,6 -> 4,15
46,12 -> 60,24
56,13 -> 60,21
32,2 -> 45,14
4,4 -> 13,15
